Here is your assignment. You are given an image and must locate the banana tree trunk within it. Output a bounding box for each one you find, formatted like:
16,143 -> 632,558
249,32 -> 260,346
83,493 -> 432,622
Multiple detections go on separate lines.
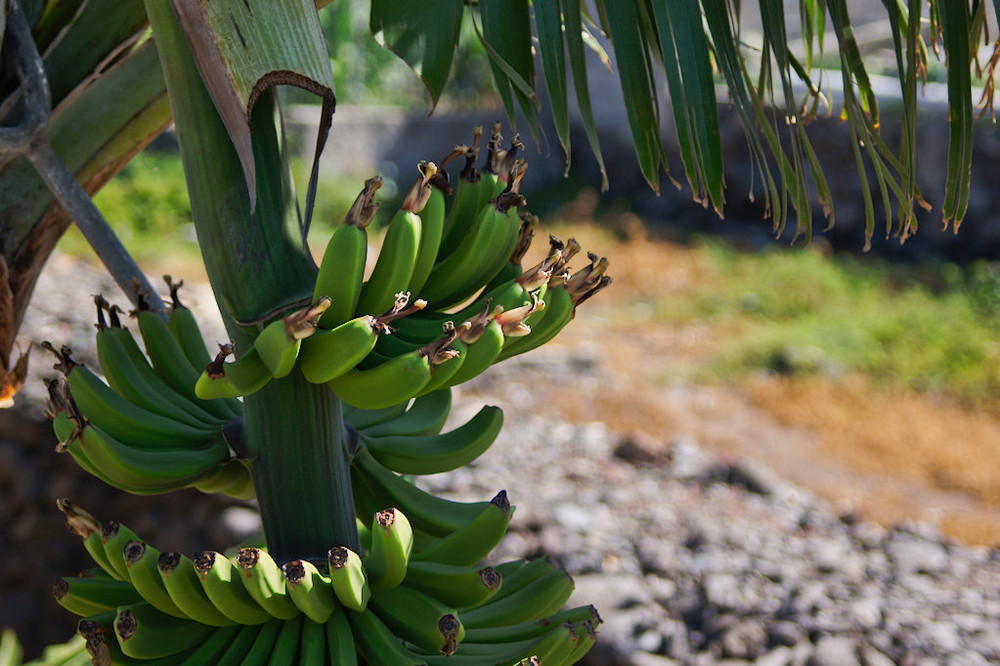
143,0 -> 358,560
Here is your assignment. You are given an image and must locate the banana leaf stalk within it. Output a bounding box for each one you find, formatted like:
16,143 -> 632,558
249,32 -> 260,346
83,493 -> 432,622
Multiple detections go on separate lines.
143,0 -> 357,559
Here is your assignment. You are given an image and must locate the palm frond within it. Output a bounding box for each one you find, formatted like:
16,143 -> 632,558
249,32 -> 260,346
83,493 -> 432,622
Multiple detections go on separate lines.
357,0 -> 990,243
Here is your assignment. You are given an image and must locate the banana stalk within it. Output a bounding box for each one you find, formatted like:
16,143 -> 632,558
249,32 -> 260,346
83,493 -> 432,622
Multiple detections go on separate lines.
144,0 -> 359,561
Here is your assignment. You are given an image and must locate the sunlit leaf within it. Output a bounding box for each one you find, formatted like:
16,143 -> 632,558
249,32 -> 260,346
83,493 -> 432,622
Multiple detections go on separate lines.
603,0 -> 662,192
562,0 -> 608,190
534,0 -> 571,168
369,0 -> 464,110
478,0 -> 543,146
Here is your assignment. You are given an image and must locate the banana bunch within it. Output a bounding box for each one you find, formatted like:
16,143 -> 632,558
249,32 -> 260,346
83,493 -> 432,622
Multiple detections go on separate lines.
56,499 -> 600,665
187,124 -> 610,410
41,291 -> 251,498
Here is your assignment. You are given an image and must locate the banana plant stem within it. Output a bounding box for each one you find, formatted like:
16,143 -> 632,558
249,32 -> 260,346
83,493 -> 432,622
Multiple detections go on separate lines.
144,0 -> 358,559
245,376 -> 359,563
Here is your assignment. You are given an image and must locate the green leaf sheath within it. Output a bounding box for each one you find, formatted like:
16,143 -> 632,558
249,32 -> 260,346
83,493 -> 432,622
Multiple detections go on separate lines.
145,0 -> 357,559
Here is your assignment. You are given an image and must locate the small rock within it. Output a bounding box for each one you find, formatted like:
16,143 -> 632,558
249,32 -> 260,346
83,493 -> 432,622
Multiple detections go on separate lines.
720,618 -> 768,659
614,430 -> 669,466
756,646 -> 795,666
769,620 -> 807,647
668,435 -> 713,479
718,459 -> 783,496
922,621 -> 963,653
886,538 -> 949,575
858,644 -> 895,666
809,635 -> 860,666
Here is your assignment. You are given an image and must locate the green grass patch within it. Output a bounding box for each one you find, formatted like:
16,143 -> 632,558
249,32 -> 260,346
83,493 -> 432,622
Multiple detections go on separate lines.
675,238 -> 1000,406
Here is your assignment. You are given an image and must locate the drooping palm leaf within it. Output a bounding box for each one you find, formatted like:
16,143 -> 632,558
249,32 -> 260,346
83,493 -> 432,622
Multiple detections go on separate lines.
369,0 -> 463,111
359,0 -> 987,242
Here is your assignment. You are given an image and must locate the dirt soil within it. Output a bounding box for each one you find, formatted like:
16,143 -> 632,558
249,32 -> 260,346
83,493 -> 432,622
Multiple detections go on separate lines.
483,214 -> 1000,548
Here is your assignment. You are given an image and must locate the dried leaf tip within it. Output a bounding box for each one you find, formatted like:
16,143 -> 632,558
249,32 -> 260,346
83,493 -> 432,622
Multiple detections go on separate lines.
56,498 -> 99,537
345,176 -> 383,229
402,161 -> 438,213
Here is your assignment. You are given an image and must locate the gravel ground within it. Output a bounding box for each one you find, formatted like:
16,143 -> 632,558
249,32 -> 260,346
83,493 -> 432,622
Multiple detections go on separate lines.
5,254 -> 1000,664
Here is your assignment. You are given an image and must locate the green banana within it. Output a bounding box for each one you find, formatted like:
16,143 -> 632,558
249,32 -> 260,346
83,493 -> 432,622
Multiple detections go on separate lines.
475,163 -> 528,290
69,421 -> 230,492
86,629 -> 191,666
298,617 -> 327,666
314,176 -> 381,329
492,292 -> 545,341
193,550 -> 273,625
191,458 -> 255,499
52,575 -> 142,617
239,619 -> 283,666
461,605 -> 601,643
428,620 -> 579,665
266,614 -> 303,666
122,540 -> 188,619
359,388 -> 452,438
351,447 -> 492,537
351,467 -> 388,532
114,601 -> 214,660
214,622 -> 264,666
419,190 -> 525,310
531,620 -> 597,666
325,603 -> 359,665
403,562 -> 502,609
49,397 -> 77,441
233,547 -> 301,620
52,395 -> 162,495
484,558 -> 558,604
93,300 -> 220,429
390,237 -> 555,344
175,624 -> 241,665
136,300 -> 242,421
482,211 -> 538,293
55,501 -> 120,582
356,202 -> 422,318
496,282 -> 575,362
438,132 -> 482,259
343,400 -> 409,431
253,298 -> 330,379
441,319 -> 505,388
282,559 -> 336,624
61,434 -> 184,495
328,345 -> 433,409
412,490 -> 511,566
46,344 -> 221,450
327,546 -> 371,612
77,609 -> 116,643
363,507 -> 413,594
369,584 -> 464,656
362,404 -> 503,476
97,520 -> 141,582
195,344 -> 272,399
415,338 -> 466,396
459,565 -> 574,629
300,292 -> 423,383
408,162 -> 447,295
164,275 -> 214,370
157,551 -> 236,626
299,315 -> 384,384
347,607 -> 429,666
